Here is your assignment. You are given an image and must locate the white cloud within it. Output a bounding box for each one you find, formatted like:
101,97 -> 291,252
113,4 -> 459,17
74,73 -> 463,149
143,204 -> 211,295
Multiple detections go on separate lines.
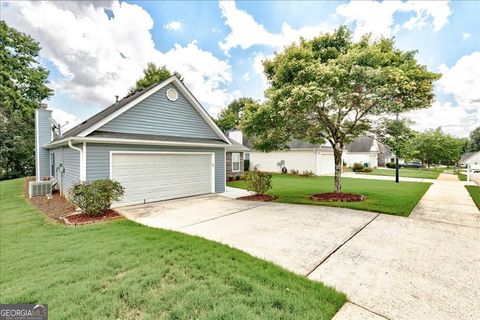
462,32 -> 472,40
49,107 -> 80,131
163,20 -> 182,31
336,0 -> 451,39
2,1 -> 236,117
251,52 -> 273,95
219,1 -> 333,53
242,72 -> 250,81
406,52 -> 480,137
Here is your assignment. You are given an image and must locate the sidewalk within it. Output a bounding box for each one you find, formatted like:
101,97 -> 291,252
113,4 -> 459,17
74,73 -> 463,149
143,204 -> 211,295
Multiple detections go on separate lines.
410,173 -> 480,227
341,172 -> 436,183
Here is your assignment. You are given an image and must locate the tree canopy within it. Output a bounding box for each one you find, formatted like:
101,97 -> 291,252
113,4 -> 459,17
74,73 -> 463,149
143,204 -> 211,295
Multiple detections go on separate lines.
216,97 -> 255,132
413,128 -> 465,167
242,26 -> 440,192
467,126 -> 480,152
132,62 -> 182,92
376,118 -> 415,161
0,21 -> 53,179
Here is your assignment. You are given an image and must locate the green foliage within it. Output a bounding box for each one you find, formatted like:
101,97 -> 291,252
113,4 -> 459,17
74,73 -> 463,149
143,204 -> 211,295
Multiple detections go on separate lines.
244,159 -> 250,171
301,170 -> 315,177
376,118 -> 416,160
413,128 -> 465,166
216,97 -> 256,132
386,163 -> 396,169
466,186 -> 480,210
0,21 -> 53,179
69,179 -> 124,215
361,167 -> 373,173
133,62 -> 181,92
245,170 -> 272,195
467,127 -> 480,152
242,26 -> 440,193
352,163 -> 364,172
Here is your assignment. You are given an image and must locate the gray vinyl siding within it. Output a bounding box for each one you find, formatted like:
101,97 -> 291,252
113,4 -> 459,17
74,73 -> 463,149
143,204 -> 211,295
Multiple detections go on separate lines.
36,109 -> 52,180
86,143 -> 225,193
98,83 -> 220,140
50,146 -> 80,194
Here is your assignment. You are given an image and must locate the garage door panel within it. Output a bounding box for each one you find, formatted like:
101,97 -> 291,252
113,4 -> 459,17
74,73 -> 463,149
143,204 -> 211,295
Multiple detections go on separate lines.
112,153 -> 213,206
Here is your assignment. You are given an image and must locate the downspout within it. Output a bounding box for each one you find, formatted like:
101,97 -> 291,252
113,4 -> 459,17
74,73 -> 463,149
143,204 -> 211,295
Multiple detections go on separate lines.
68,140 -> 85,182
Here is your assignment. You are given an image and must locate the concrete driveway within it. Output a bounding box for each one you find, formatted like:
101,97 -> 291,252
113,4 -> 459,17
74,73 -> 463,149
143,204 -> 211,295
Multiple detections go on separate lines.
117,195 -> 480,320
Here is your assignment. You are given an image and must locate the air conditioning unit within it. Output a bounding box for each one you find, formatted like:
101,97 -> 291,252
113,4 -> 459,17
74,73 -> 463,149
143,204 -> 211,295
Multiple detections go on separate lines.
29,181 -> 53,198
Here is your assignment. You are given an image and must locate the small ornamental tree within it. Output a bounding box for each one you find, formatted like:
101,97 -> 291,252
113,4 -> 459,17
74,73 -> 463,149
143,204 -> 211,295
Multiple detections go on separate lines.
245,170 -> 272,195
242,26 -> 440,193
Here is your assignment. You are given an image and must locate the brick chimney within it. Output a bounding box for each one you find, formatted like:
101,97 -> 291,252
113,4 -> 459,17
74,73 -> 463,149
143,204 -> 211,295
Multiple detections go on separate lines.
35,104 -> 52,181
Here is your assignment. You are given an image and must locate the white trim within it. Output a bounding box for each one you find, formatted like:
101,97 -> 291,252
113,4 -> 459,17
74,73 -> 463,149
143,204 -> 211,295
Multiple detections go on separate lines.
82,142 -> 87,181
231,152 -> 241,172
45,136 -> 228,149
35,111 -> 40,181
67,141 -> 86,182
77,77 -> 231,145
109,151 -> 216,193
224,148 -> 226,191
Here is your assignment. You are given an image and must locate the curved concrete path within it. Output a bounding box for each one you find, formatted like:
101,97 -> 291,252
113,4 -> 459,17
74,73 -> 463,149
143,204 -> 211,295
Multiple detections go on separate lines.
410,173 -> 479,227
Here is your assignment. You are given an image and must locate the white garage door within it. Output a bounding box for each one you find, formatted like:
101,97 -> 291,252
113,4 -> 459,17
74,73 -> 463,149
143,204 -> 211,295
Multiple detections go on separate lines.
111,152 -> 213,206
317,153 -> 335,175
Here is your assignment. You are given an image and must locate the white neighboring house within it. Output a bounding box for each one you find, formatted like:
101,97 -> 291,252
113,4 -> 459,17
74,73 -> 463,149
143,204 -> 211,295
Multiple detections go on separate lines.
343,136 -> 404,168
460,152 -> 480,168
228,129 -> 335,175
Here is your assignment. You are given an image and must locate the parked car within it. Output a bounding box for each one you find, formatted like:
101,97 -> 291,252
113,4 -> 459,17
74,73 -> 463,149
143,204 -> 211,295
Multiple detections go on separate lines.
403,161 -> 422,168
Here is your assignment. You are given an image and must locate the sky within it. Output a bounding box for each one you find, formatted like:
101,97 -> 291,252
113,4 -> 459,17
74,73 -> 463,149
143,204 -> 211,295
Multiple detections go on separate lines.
1,0 -> 479,137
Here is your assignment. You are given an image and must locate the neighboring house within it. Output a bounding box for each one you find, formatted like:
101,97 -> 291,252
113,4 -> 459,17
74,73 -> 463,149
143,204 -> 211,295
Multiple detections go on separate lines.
344,136 -> 404,168
34,76 -> 231,206
225,129 -> 249,178
461,151 -> 480,167
235,130 -> 335,175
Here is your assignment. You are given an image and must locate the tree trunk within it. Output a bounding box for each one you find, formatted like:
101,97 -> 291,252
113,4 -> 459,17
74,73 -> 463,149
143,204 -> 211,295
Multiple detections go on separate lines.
333,145 -> 343,193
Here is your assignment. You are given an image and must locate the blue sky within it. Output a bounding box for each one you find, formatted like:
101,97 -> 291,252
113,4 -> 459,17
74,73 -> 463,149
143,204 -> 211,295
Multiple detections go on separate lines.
2,0 -> 479,136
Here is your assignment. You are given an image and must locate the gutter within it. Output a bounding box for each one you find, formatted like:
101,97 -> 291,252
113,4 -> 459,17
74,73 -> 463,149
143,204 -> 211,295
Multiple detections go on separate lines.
68,140 -> 86,181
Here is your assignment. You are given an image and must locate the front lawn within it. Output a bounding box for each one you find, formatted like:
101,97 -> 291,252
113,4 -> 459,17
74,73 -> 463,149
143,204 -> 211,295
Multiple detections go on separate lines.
228,174 -> 431,216
466,186 -> 480,210
0,178 -> 345,319
359,167 -> 443,179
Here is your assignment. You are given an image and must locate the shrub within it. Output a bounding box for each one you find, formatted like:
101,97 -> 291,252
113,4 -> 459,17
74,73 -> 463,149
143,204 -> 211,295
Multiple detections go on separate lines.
69,179 -> 124,215
301,170 -> 315,177
244,159 -> 250,171
362,167 -> 373,173
352,163 -> 364,172
227,176 -> 234,182
289,169 -> 299,175
386,162 -> 396,169
235,175 -> 241,181
245,170 -> 272,195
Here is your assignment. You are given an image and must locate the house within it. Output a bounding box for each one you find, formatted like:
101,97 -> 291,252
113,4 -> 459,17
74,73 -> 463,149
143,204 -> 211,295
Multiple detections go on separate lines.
225,129 -> 249,179
233,130 -> 335,175
34,76 -> 231,206
461,151 -> 480,167
343,136 -> 404,168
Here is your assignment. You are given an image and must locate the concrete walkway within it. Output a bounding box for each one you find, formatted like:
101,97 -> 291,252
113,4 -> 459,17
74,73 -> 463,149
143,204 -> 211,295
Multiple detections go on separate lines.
118,195 -> 480,320
410,173 -> 480,227
341,172 -> 436,183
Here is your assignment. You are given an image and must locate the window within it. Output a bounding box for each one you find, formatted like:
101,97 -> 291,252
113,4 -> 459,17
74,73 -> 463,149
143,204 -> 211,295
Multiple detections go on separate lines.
232,153 -> 240,172
244,152 -> 250,160
50,153 -> 55,176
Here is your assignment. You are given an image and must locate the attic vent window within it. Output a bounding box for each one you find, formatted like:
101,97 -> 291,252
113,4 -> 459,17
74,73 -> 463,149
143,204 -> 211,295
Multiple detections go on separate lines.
166,88 -> 178,101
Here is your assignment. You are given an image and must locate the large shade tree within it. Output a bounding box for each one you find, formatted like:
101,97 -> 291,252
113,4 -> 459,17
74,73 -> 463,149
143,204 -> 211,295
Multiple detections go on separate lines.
0,21 -> 53,179
467,126 -> 480,152
242,26 -> 440,193
413,128 -> 466,167
216,97 -> 255,132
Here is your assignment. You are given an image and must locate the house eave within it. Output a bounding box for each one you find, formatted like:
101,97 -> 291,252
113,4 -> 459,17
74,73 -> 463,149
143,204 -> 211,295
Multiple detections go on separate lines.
43,137 -> 228,149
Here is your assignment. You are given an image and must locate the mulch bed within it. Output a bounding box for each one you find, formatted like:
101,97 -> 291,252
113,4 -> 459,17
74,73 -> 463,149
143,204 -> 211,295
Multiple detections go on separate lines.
237,194 -> 277,202
64,209 -> 122,226
24,176 -> 123,225
310,192 -> 366,202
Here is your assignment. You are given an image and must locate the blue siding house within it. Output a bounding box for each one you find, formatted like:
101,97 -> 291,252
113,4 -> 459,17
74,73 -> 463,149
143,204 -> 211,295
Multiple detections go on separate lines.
35,76 -> 231,206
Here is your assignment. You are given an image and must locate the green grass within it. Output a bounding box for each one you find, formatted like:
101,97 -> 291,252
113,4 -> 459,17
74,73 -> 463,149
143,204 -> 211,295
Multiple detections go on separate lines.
457,172 -> 467,181
466,186 -> 480,210
0,179 -> 345,319
229,174 -> 431,216
360,168 -> 443,179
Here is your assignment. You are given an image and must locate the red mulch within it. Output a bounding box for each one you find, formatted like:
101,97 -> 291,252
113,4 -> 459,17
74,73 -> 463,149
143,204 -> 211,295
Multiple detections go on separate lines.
237,194 -> 276,201
310,192 -> 366,202
64,209 -> 121,226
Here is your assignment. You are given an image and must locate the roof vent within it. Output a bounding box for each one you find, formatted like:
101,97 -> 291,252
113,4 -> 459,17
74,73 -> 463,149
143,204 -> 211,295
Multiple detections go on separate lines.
166,88 -> 178,101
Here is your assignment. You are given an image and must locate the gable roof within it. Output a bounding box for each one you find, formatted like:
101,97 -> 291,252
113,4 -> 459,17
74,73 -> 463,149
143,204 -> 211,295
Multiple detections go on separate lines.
460,152 -> 476,164
226,137 -> 250,152
59,76 -> 230,144
346,136 -> 377,153
243,136 -> 331,150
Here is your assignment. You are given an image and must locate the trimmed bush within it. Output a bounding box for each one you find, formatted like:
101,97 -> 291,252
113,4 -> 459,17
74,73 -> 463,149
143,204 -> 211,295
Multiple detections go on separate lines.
244,159 -> 250,171
69,179 -> 124,215
386,162 -> 396,169
362,167 -> 373,173
301,170 -> 315,177
352,163 -> 364,172
289,169 -> 299,175
245,170 -> 272,195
